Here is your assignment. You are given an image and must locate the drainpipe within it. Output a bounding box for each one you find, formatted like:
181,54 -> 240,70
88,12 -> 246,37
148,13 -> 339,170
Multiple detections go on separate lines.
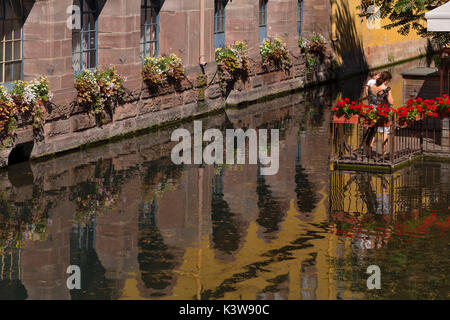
199,0 -> 206,66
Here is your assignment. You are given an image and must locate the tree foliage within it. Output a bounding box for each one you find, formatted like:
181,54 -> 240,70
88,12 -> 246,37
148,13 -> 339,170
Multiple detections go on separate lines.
358,0 -> 450,45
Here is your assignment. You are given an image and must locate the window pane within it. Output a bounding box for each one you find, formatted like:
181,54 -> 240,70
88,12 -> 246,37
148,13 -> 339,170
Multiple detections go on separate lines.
5,63 -> 12,82
145,42 -> 151,58
151,42 -> 157,58
145,24 -> 151,42
13,20 -> 21,40
83,13 -> 89,31
89,13 -> 95,30
83,31 -> 89,50
151,24 -> 157,41
14,41 -> 20,60
72,31 -> 81,52
12,62 -> 21,81
82,51 -> 89,69
5,21 -> 12,41
5,42 -> 12,61
88,50 -> 96,69
72,53 -> 81,72
140,43 -> 145,59
0,64 -> 3,83
91,31 -> 96,48
140,24 -> 145,43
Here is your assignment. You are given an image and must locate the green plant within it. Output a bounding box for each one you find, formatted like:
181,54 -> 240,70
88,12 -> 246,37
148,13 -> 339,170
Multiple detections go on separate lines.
298,37 -> 309,54
142,54 -> 185,86
260,38 -> 291,71
308,32 -> 327,56
215,41 -> 250,87
305,55 -> 318,73
74,67 -> 125,122
10,78 -> 51,130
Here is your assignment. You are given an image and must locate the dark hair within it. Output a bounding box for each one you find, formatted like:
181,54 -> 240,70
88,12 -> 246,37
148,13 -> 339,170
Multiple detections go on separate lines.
376,71 -> 392,86
369,71 -> 379,78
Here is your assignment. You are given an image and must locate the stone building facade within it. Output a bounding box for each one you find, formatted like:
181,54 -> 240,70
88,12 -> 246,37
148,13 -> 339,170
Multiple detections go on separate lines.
0,0 -> 432,166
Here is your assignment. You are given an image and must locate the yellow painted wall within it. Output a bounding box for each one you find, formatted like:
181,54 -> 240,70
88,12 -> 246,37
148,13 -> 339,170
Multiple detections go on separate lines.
331,0 -> 428,69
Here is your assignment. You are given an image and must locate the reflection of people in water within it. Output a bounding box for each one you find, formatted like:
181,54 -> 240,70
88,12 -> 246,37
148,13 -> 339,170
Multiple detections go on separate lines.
376,187 -> 391,215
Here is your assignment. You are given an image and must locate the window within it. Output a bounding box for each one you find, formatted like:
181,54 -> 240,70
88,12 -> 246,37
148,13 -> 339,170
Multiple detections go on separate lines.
0,0 -> 23,85
72,0 -> 98,73
259,0 -> 267,43
214,0 -> 226,49
140,0 -> 160,59
298,0 -> 303,37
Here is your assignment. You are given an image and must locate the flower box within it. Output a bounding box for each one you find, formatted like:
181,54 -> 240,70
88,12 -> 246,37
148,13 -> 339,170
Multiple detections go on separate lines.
332,114 -> 359,124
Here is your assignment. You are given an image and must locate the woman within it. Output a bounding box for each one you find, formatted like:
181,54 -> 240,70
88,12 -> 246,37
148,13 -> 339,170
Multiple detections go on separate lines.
366,71 -> 394,155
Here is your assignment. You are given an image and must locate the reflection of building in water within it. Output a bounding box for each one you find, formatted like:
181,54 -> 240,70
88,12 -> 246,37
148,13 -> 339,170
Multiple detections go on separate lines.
136,198 -> 182,298
256,164 -> 284,241
70,219 -> 119,300
330,163 -> 450,218
327,163 -> 450,299
0,86 -> 348,299
300,253 -> 318,300
211,167 -> 247,258
0,248 -> 27,300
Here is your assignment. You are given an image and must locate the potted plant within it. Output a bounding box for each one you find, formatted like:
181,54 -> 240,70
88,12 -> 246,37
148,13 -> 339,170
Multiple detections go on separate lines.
260,38 -> 291,71
215,41 -> 250,88
396,100 -> 420,127
435,94 -> 450,118
331,98 -> 360,123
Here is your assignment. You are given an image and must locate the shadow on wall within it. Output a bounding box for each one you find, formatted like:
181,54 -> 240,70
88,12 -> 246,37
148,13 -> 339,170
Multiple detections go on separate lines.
333,0 -> 369,99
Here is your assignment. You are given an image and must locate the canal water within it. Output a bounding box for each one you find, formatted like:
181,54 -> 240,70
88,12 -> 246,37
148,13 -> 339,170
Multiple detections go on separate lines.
0,59 -> 448,300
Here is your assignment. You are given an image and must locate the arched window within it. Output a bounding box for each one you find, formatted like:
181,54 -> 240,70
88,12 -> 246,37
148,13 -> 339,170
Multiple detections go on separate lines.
140,0 -> 160,59
259,0 -> 268,43
298,0 -> 304,37
72,0 -> 98,73
214,0 -> 226,49
0,0 -> 23,86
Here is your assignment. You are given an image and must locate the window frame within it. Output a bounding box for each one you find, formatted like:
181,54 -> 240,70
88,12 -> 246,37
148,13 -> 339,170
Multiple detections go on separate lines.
72,0 -> 99,74
214,0 -> 226,49
298,0 -> 304,37
140,0 -> 160,60
0,0 -> 23,89
258,0 -> 268,44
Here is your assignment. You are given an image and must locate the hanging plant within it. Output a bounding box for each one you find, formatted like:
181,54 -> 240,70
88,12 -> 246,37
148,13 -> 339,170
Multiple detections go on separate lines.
215,41 -> 250,87
74,67 -> 125,125
308,32 -> 327,57
260,38 -> 291,71
142,54 -> 186,88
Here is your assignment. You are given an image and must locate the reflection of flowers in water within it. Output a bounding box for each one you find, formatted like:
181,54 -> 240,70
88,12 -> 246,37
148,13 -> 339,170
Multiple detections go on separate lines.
0,191 -> 51,250
70,159 -> 127,225
72,176 -> 120,225
144,178 -> 179,203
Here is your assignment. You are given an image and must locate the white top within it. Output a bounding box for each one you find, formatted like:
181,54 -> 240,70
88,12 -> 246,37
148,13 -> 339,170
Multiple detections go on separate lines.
425,2 -> 450,32
367,79 -> 376,86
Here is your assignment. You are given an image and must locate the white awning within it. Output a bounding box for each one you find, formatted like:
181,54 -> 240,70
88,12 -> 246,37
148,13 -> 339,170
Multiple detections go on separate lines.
425,2 -> 450,32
